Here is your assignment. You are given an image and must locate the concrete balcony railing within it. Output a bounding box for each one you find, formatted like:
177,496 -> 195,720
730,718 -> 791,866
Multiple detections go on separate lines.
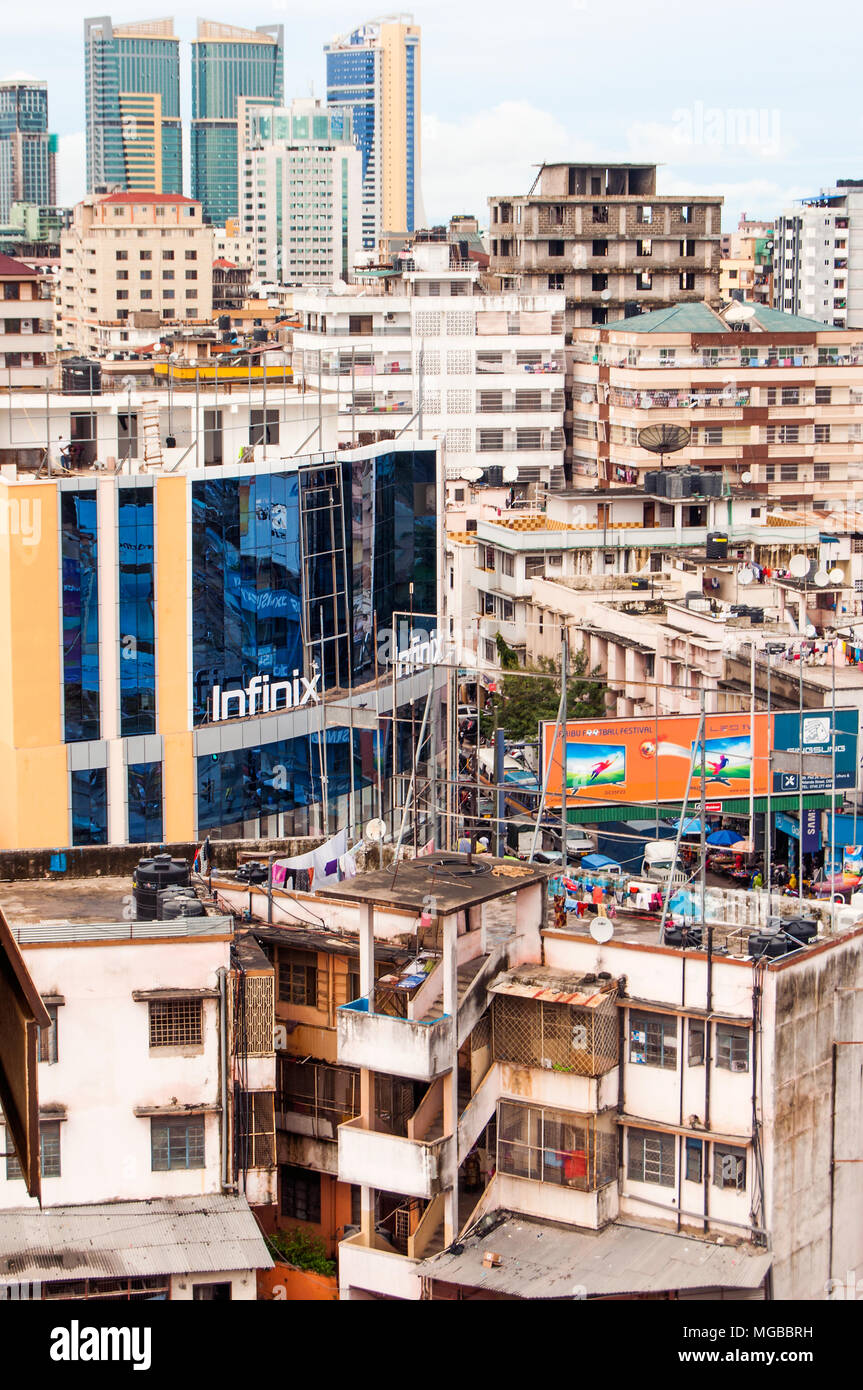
337,1116 -> 449,1199
338,1231 -> 422,1300
337,997 -> 452,1081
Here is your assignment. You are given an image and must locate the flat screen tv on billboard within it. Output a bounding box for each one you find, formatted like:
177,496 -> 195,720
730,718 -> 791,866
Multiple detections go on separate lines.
540,710 -> 859,806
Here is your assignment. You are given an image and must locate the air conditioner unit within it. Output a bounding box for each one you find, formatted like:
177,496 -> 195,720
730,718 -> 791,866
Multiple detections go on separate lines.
730,1060 -> 748,1072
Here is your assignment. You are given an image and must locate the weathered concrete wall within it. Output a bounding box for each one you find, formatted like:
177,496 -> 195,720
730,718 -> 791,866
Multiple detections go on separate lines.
0,837 -> 320,882
765,934 -> 863,1299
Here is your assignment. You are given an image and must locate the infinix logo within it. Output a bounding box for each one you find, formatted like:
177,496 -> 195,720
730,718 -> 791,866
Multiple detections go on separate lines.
50,1320 -> 151,1371
209,670 -> 322,722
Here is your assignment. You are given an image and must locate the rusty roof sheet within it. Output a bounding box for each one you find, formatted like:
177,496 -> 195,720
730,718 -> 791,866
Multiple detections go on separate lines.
489,965 -> 617,1008
0,1195 -> 272,1284
417,1212 -> 771,1297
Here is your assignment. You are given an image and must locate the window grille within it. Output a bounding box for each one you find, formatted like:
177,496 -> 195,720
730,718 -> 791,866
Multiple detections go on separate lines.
148,998 -> 203,1048
627,1127 -> 675,1186
447,389 -> 471,414
242,975 -> 275,1057
715,1024 -> 749,1072
414,311 -> 441,337
497,1100 -> 616,1191
446,350 -> 471,375
446,311 -> 475,335
489,990 -> 618,1076
629,1010 -> 678,1069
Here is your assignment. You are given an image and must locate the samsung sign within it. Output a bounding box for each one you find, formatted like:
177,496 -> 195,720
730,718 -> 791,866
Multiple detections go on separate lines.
209,671 -> 321,722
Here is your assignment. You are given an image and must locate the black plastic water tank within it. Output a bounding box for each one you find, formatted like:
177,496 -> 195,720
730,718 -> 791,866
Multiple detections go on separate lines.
784,916 -> 819,944
664,924 -> 703,949
643,471 -> 660,495
706,532 -> 729,560
133,854 -> 190,921
161,896 -> 205,920
61,357 -> 102,396
749,928 -> 798,959
700,471 -> 722,497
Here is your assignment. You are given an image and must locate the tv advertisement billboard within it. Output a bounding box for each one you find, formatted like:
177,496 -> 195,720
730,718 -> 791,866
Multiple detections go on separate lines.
540,709 -> 858,806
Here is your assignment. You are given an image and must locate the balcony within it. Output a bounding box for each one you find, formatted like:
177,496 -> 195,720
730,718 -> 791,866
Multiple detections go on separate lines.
338,1116 -> 449,1199
338,997 -> 453,1081
338,1231 -> 423,1300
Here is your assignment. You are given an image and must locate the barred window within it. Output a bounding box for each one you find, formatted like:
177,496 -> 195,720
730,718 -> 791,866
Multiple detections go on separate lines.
278,950 -> 318,1006
5,1122 -> 61,1180
688,1019 -> 705,1067
715,1024 -> 749,1072
151,1116 -> 205,1171
237,1091 -> 275,1168
280,1164 -> 321,1222
685,1137 -> 703,1183
627,1127 -> 675,1187
148,998 -> 203,1048
629,1011 -> 678,1069
713,1144 -> 747,1190
497,1100 -> 616,1191
39,1004 -> 59,1064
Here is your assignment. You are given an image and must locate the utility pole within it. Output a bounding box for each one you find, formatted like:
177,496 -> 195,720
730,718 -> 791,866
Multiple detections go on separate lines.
561,629 -> 569,863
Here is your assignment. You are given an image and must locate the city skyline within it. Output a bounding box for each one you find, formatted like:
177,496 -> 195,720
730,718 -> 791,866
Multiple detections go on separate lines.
0,0 -> 857,229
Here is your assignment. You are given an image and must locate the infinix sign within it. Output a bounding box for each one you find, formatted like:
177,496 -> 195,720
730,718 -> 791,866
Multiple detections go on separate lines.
209,671 -> 321,723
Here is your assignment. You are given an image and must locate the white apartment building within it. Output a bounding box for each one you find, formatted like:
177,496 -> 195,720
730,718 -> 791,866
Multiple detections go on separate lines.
292,238 -> 566,490
0,250 -> 54,388
313,857 -> 863,1302
59,191 -> 215,356
213,225 -> 255,268
775,182 -> 863,328
239,98 -> 362,288
0,888 -> 275,1302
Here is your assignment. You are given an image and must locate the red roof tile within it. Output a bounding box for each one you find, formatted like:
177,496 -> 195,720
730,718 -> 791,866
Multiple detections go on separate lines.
0,252 -> 39,278
98,192 -> 197,206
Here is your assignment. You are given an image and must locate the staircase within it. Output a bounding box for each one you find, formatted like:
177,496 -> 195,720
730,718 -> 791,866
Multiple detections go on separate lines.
416,953 -> 491,1023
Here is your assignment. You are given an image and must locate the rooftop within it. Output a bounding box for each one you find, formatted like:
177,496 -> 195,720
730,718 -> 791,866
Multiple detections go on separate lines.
96,192 -> 197,206
603,301 -> 842,335
314,853 -> 548,914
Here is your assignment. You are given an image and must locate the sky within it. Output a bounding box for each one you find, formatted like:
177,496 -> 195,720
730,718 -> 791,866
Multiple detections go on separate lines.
2,0 -> 859,230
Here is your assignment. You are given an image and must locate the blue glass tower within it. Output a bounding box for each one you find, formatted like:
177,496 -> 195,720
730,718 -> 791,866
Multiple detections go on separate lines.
0,78 -> 56,223
190,20 -> 284,226
84,16 -> 182,195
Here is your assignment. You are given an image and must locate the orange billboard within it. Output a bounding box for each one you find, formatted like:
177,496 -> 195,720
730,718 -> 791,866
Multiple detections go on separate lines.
540,712 -> 770,807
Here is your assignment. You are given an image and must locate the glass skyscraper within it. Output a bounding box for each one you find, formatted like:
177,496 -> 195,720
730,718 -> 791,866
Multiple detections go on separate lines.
84,16 -> 182,195
0,78 -> 56,222
326,17 -> 422,250
190,20 -> 284,226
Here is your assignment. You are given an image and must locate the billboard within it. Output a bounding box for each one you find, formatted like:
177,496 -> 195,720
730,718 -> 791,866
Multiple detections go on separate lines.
540,709 -> 858,806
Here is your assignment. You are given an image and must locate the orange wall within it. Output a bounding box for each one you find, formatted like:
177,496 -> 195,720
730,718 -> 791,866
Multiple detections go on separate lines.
278,1173 -> 354,1257
155,477 -> 195,839
258,1263 -> 338,1301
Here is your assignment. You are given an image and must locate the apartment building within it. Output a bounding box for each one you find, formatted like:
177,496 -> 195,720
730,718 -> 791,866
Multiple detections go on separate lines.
292,236 -> 566,490
568,301 -> 863,503
775,182 -> 863,328
325,16 -> 422,250
59,190 -> 214,355
191,20 -> 284,226
239,97 -> 362,287
300,853 -> 863,1300
0,251 -> 54,387
84,17 -> 182,195
720,216 -> 774,306
0,881 -> 275,1301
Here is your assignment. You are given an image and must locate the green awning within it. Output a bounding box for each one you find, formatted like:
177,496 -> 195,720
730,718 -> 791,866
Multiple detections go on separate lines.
563,794 -> 835,825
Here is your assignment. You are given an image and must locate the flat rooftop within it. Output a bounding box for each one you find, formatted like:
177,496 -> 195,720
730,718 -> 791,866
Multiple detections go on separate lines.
314,853 -> 549,914
0,877 -> 133,925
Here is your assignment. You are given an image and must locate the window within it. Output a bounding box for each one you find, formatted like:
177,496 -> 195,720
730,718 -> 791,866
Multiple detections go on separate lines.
548,240 -> 564,257
548,274 -> 564,290
815,386 -> 832,404
148,998 -> 203,1048
116,251 -> 128,261
814,462 -> 831,481
501,552 -> 515,577
185,270 -> 197,281
679,239 -> 696,257
702,427 -> 723,445
629,1011 -> 677,1068
116,290 -> 129,300
185,250 -> 197,260
139,251 -> 152,261
679,272 -> 696,290
678,204 -> 693,223
163,270 -> 174,280
715,1024 -> 749,1072
116,270 -> 129,281
687,1019 -> 705,1066
815,424 -> 831,443
193,1282 -> 232,1300
140,291 -> 152,300
140,270 -> 152,281
592,272 -> 608,291
280,1164 -> 321,1222
627,1127 -> 675,1187
637,206 -> 652,224
781,387 -> 799,405
713,1144 -> 747,1190
636,272 -> 652,291
39,1004 -> 59,1064
162,250 -> 174,261
5,1121 -> 61,1179
780,463 -> 798,481
636,239 -> 652,256
685,1138 -> 703,1183
151,1115 -> 205,1170
249,409 -> 279,446
278,949 -> 318,1006
592,239 -> 608,257
592,205 -> 609,223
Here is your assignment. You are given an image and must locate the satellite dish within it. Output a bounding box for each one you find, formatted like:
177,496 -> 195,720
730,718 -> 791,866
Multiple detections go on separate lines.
814,569 -> 829,587
461,466 -> 484,483
805,623 -> 817,638
829,567 -> 844,583
637,424 -> 691,470
724,300 -> 756,324
366,818 -> 386,842
590,919 -> 614,944
789,554 -> 809,579
580,392 -> 593,404
502,463 -> 519,483
331,279 -> 349,295
741,471 -> 753,484
600,288 -> 612,301
738,568 -> 754,586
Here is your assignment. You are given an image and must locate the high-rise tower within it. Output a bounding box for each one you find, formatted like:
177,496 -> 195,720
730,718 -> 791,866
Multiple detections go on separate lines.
0,76 -> 57,222
84,16 -> 181,195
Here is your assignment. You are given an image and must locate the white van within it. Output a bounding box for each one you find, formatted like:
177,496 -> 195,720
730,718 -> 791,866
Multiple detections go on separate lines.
641,840 -> 689,886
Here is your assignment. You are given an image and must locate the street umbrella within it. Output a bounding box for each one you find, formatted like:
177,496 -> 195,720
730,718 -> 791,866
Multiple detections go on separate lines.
707,829 -> 744,847
670,817 -> 703,836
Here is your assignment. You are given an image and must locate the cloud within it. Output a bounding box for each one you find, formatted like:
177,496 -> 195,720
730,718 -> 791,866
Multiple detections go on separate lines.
57,131 -> 85,206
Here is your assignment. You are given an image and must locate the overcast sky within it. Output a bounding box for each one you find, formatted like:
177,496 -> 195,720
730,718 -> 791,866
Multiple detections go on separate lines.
3,0 -> 858,228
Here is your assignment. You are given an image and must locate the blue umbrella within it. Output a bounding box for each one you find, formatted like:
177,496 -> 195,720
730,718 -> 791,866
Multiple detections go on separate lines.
670,817 -> 703,835
669,889 -> 701,920
707,828 -> 743,847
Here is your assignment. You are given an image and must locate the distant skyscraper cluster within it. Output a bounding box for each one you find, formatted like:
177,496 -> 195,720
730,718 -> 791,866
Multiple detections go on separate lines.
84,17 -> 182,196
0,75 -> 57,222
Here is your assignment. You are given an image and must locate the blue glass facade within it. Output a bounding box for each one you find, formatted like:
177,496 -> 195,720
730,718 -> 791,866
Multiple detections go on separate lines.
0,82 -> 54,221
61,491 -> 100,744
197,726 -> 361,832
71,768 -> 107,847
84,21 -> 181,194
118,487 -> 155,737
128,761 -> 163,843
405,42 -> 417,233
326,48 -> 377,250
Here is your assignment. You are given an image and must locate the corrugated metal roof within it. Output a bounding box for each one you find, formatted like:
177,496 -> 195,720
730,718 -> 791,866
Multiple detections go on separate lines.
489,966 -> 615,1008
417,1212 -> 771,1297
0,1195 -> 272,1284
11,916 -> 233,946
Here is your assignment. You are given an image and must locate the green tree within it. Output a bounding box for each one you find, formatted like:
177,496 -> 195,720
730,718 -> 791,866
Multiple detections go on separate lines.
266,1228 -> 336,1277
481,639 -> 606,743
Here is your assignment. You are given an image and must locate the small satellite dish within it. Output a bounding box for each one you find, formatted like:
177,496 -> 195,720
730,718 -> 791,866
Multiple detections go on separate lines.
741,471 -> 753,484
600,288 -> 612,301
580,392 -> 593,404
829,567 -> 844,583
789,554 -> 809,579
461,466 -> 484,483
738,568 -> 754,586
502,463 -> 519,483
590,919 -> 614,944
366,818 -> 386,842
805,623 -> 817,638
331,279 -> 349,295
814,569 -> 829,587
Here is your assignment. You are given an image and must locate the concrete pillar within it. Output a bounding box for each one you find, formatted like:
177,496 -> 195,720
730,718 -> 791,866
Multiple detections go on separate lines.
97,476 -> 125,845
359,901 -> 374,999
442,910 -> 459,1246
